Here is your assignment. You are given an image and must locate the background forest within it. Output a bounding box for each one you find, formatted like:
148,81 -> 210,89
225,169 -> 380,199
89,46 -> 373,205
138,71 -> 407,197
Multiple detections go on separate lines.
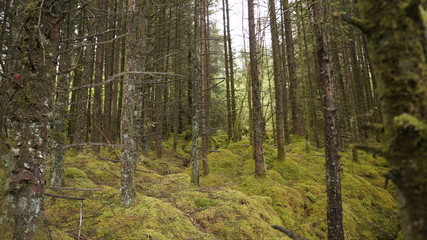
1,0 -> 427,239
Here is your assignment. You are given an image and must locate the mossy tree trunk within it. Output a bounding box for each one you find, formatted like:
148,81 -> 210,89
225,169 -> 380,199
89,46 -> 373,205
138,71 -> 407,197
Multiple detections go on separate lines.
313,0 -> 344,239
355,1 -> 427,239
2,0 -> 63,238
49,4 -> 74,187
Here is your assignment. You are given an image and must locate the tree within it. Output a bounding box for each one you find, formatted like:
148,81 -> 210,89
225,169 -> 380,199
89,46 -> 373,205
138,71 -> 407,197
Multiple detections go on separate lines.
345,1 -> 427,239
191,0 -> 201,186
120,0 -> 141,207
1,0 -> 64,238
313,0 -> 344,239
282,0 -> 304,136
248,0 -> 266,177
268,0 -> 286,161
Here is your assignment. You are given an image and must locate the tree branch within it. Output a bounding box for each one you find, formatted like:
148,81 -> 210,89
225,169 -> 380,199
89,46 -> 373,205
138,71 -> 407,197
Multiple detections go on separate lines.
46,186 -> 102,192
271,225 -> 310,240
332,13 -> 367,33
43,193 -> 85,201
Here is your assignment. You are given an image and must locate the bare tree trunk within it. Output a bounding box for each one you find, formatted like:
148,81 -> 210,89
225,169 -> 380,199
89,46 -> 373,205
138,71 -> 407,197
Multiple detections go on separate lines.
268,0 -> 285,161
313,1 -> 344,239
282,0 -> 304,136
92,0 -> 107,152
224,0 -> 239,142
279,4 -> 291,145
120,0 -> 141,207
248,0 -> 266,178
222,0 -> 233,145
200,0 -> 210,175
191,0 -> 201,186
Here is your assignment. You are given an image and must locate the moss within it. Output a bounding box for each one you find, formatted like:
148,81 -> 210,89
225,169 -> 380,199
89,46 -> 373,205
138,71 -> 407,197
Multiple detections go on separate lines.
37,137 -> 399,240
64,167 -> 97,189
95,194 -> 215,239
207,149 -> 241,175
195,197 -> 219,208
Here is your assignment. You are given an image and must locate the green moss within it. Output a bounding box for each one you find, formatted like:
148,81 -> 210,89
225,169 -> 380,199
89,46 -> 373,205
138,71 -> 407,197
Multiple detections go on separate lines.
95,194 -> 215,239
207,149 -> 241,175
195,197 -> 219,208
64,167 -> 97,189
37,137 -> 399,240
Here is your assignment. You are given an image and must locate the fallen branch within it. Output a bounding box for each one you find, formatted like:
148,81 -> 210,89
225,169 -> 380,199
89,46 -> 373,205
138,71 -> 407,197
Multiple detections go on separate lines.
271,225 -> 310,240
43,193 -> 85,201
62,142 -> 121,149
135,169 -> 155,174
46,186 -> 102,192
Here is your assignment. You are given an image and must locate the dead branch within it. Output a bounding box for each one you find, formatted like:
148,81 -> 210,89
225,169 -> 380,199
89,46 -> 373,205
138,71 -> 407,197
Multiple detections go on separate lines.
43,193 -> 85,201
46,186 -> 103,192
271,225 -> 310,240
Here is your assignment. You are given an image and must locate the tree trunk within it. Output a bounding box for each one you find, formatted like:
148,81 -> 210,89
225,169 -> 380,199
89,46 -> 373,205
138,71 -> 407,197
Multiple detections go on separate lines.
50,5 -> 74,186
2,0 -> 62,238
313,0 -> 344,239
356,1 -> 427,239
268,0 -> 285,161
120,0 -> 141,207
282,0 -> 304,136
92,0 -> 107,152
248,0 -> 266,178
191,0 -> 201,186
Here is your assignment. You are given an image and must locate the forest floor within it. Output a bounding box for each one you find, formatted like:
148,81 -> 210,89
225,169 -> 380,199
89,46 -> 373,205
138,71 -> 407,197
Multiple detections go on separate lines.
42,134 -> 400,240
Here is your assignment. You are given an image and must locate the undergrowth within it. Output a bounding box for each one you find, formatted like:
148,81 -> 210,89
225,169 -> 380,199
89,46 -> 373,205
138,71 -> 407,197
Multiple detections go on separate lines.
19,135 -> 399,239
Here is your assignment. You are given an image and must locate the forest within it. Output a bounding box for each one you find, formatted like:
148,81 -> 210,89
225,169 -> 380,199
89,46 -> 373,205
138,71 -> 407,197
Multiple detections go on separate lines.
1,0 -> 427,239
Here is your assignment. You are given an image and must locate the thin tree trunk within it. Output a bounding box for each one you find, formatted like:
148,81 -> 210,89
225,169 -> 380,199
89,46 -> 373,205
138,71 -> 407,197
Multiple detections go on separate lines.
268,0 -> 285,161
313,1 -> 344,239
120,0 -> 141,207
92,0 -> 107,152
200,0 -> 210,175
248,0 -> 266,178
222,0 -> 233,145
50,5 -> 74,186
282,0 -> 304,136
191,0 -> 201,186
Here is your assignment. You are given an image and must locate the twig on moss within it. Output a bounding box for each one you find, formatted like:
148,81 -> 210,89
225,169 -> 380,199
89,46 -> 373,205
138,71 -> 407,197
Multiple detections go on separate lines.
271,225 -> 310,240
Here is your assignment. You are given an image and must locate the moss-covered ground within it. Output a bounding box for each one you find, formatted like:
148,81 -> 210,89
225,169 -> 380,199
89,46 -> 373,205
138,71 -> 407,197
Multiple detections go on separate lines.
41,135 -> 399,239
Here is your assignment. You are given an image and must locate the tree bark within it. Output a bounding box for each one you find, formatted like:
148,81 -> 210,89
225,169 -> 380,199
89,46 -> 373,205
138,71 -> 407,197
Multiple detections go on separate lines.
313,0 -> 344,239
356,1 -> 427,239
191,0 -> 201,186
282,0 -> 304,136
2,0 -> 63,238
120,0 -> 140,207
268,0 -> 285,161
248,0 -> 266,178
